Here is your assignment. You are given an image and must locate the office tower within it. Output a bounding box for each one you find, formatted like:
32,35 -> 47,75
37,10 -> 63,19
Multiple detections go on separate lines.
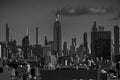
91,22 -> 111,61
70,38 -> 76,54
53,10 -> 62,57
63,42 -> 68,56
10,40 -> 17,55
42,45 -> 51,58
22,35 -> 30,59
6,24 -> 9,43
32,45 -> 43,58
0,43 -> 1,58
83,32 -> 88,54
36,27 -> 39,45
44,36 -> 48,45
92,21 -> 97,31
114,25 -> 119,54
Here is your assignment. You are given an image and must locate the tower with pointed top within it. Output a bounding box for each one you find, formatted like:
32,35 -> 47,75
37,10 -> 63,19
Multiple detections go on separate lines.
92,21 -> 97,31
53,10 -> 62,57
22,27 -> 30,59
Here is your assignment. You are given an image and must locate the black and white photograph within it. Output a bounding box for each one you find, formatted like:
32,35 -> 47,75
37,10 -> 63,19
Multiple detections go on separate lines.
0,0 -> 120,80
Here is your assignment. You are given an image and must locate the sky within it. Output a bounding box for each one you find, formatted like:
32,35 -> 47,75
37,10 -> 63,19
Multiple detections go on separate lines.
0,0 -> 120,49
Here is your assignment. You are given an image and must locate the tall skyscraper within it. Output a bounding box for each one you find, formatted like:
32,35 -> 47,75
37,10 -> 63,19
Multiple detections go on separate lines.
70,38 -> 76,54
63,42 -> 68,56
114,25 -> 119,54
6,24 -> 9,43
0,43 -> 2,58
44,36 -> 48,45
36,27 -> 39,45
91,22 -> 111,61
22,35 -> 30,59
83,32 -> 88,54
92,21 -> 97,32
53,10 -> 62,57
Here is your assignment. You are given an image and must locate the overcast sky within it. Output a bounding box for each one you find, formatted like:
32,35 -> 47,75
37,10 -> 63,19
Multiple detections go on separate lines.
0,0 -> 120,48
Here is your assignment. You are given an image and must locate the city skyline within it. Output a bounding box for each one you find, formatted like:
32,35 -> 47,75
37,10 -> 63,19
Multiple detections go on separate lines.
0,0 -> 120,48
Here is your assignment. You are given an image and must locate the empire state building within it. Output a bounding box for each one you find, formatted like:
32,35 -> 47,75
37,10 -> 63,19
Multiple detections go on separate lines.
53,10 -> 62,57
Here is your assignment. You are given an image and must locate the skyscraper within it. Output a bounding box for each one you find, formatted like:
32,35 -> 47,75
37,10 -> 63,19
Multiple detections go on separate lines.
114,25 -> 119,54
44,36 -> 48,45
63,42 -> 68,56
91,22 -> 111,61
92,21 -> 97,32
36,27 -> 39,45
83,32 -> 88,54
53,10 -> 62,57
6,24 -> 9,43
22,35 -> 30,59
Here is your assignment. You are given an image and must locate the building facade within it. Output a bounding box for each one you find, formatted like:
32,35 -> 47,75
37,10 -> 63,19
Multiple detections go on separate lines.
53,11 -> 62,57
91,22 -> 111,61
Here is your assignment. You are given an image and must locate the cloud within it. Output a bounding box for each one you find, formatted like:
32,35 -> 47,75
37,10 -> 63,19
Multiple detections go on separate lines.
59,7 -> 88,16
110,12 -> 120,20
58,6 -> 120,20
59,7 -> 107,16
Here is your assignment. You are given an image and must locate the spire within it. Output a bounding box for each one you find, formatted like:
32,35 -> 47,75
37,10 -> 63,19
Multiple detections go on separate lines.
56,10 -> 60,21
26,26 -> 29,35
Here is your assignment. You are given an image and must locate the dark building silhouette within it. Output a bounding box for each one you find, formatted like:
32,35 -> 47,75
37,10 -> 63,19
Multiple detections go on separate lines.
6,24 -> 9,43
32,45 -> 43,58
114,25 -> 119,54
53,10 -> 62,57
92,21 -> 97,32
91,22 -> 111,61
44,36 -> 48,45
22,35 -> 30,59
10,40 -> 17,55
70,38 -> 76,54
63,42 -> 68,56
83,32 -> 88,54
0,42 -> 6,58
36,27 -> 39,45
5,24 -> 10,58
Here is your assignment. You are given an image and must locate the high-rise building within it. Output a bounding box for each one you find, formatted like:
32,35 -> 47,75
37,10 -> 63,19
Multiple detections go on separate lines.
32,45 -> 43,58
92,21 -> 97,32
22,35 -> 30,59
0,43 -> 2,58
70,38 -> 76,54
83,32 -> 88,54
44,36 -> 48,45
6,24 -> 9,43
114,25 -> 119,54
53,10 -> 62,57
91,22 -> 111,61
63,42 -> 68,56
36,27 -> 39,45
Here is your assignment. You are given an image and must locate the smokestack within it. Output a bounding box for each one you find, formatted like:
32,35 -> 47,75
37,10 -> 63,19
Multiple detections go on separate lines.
36,27 -> 38,45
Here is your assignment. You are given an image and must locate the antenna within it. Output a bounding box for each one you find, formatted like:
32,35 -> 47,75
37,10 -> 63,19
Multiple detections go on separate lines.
26,26 -> 29,35
56,9 -> 60,21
